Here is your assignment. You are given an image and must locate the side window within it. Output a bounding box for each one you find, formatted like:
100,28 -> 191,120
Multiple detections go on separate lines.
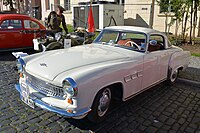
148,35 -> 165,52
121,33 -> 146,40
0,19 -> 22,29
24,20 -> 40,29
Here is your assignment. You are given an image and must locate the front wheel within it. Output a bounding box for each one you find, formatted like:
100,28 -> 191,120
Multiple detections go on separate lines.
87,87 -> 112,123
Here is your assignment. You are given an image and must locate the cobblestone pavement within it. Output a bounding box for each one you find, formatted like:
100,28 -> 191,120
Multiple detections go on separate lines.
179,56 -> 200,82
0,52 -> 200,133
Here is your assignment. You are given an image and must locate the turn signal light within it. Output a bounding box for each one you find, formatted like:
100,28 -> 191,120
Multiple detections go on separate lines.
19,73 -> 23,78
67,98 -> 73,105
67,110 -> 73,113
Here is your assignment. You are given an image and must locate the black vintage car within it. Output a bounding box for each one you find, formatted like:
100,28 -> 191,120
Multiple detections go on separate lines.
33,27 -> 95,52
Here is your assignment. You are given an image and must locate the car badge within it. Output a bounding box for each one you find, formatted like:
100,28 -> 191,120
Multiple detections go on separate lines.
40,63 -> 47,67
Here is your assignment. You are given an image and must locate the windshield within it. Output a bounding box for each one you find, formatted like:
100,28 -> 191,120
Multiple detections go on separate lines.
94,29 -> 147,51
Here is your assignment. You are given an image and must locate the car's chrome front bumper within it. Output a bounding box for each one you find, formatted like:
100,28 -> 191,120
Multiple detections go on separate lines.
15,84 -> 91,118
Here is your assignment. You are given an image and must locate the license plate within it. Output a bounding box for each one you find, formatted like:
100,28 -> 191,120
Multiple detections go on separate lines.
20,83 -> 35,108
64,39 -> 71,48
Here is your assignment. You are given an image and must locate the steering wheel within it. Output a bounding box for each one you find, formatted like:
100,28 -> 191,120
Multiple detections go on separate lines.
124,41 -> 141,50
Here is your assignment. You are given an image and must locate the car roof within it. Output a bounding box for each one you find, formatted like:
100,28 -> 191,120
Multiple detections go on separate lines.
105,26 -> 163,35
0,14 -> 46,29
0,14 -> 32,20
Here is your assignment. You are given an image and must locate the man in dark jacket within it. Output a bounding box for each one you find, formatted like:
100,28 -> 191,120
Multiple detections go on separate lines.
47,6 -> 68,34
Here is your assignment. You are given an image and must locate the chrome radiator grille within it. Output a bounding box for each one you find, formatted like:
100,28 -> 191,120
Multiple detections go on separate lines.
26,73 -> 64,98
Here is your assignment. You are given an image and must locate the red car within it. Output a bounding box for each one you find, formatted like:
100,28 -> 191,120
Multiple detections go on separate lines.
0,14 -> 45,51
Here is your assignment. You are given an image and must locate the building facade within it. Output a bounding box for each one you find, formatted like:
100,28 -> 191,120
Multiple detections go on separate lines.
41,0 -> 79,25
40,0 -> 200,36
1,0 -> 200,36
0,0 -> 41,18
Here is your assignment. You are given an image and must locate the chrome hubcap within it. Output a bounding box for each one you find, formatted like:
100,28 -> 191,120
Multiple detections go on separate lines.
97,88 -> 111,117
171,69 -> 178,82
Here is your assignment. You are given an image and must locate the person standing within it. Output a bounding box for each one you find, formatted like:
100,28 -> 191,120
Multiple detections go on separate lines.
47,5 -> 68,34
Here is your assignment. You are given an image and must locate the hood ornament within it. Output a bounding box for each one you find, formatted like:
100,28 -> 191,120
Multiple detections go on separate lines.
40,63 -> 47,67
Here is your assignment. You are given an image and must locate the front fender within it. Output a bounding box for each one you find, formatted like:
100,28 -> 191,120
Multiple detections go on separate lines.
46,42 -> 63,50
54,59 -> 134,111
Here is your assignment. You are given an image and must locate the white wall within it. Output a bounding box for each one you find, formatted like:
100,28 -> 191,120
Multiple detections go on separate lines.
40,0 -> 200,36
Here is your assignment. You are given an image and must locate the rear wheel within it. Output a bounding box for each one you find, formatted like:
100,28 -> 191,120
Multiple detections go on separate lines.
87,87 -> 112,123
168,68 -> 179,85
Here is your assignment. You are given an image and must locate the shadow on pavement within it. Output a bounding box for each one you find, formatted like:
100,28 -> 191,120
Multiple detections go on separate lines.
65,100 -> 123,132
64,82 -> 172,132
179,67 -> 200,82
0,49 -> 35,61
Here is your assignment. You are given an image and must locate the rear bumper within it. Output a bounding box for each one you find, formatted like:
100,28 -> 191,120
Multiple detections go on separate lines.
15,84 -> 91,118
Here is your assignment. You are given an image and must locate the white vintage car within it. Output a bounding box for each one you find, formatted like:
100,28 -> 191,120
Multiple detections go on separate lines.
15,26 -> 190,122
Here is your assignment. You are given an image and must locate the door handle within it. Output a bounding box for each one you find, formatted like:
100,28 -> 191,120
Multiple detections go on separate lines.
19,30 -> 25,34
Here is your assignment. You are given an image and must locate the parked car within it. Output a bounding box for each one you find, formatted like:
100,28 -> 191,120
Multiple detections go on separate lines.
14,26 -> 190,122
0,14 -> 45,51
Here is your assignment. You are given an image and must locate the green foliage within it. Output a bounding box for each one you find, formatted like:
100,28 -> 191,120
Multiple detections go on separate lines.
67,24 -> 74,33
191,53 -> 200,57
157,0 -> 200,42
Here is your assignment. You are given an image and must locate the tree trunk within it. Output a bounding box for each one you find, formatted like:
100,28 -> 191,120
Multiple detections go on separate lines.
183,7 -> 189,43
167,17 -> 172,35
198,14 -> 200,37
165,14 -> 168,33
192,0 -> 198,45
17,0 -> 20,13
181,7 -> 186,40
175,19 -> 179,38
189,1 -> 193,44
9,0 -> 14,10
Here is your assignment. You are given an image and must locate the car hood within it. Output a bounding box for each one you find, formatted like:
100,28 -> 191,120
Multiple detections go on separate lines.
25,45 -> 130,81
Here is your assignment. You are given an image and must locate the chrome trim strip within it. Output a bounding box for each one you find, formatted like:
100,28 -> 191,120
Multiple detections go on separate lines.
15,84 -> 91,118
124,78 -> 167,101
124,70 -> 143,83
137,70 -> 143,78
64,78 -> 78,88
27,81 -> 65,100
131,74 -> 137,80
124,75 -> 132,83
34,99 -> 91,117
26,72 -> 64,98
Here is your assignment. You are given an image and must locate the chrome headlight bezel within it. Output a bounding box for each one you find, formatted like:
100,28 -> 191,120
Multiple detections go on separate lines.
16,58 -> 26,73
62,78 -> 78,98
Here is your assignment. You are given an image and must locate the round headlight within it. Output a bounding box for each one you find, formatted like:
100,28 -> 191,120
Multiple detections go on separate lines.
63,81 -> 74,95
62,78 -> 78,97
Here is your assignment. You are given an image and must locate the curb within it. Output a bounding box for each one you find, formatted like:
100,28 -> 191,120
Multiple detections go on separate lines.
177,78 -> 200,88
